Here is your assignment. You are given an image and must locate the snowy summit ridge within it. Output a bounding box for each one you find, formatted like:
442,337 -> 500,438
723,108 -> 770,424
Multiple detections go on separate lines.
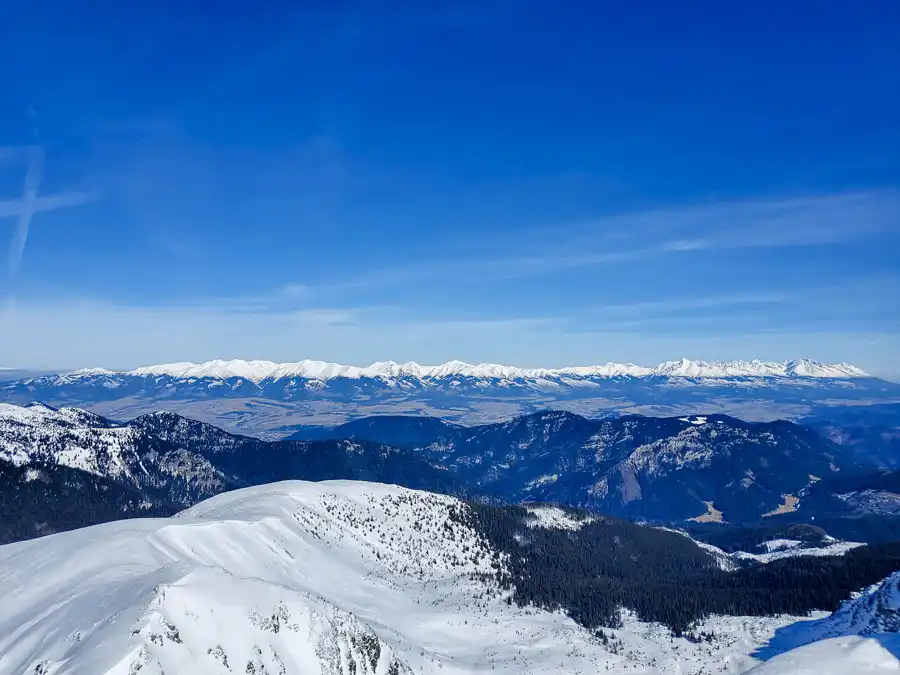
108,357 -> 868,383
0,479 -> 769,675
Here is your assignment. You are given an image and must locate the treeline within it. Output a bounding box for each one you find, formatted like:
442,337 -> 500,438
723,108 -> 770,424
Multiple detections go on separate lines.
453,501 -> 900,634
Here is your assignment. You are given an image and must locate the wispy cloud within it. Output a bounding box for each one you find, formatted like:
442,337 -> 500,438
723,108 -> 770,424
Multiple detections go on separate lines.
281,283 -> 310,300
0,296 -> 562,369
590,293 -> 795,317
554,190 -> 899,247
2,295 -> 896,377
296,190 -> 899,296
502,190 -> 900,271
666,191 -> 900,250
1,145 -> 98,276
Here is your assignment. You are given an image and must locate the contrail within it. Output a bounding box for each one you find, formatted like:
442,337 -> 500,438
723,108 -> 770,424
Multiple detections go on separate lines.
0,147 -> 97,277
8,145 -> 43,277
0,190 -> 96,218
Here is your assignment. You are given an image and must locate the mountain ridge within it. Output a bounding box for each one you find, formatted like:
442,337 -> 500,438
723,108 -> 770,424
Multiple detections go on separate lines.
4,357 -> 894,438
32,356 -> 872,382
2,402 -> 873,534
291,409 -> 872,522
0,402 -> 470,543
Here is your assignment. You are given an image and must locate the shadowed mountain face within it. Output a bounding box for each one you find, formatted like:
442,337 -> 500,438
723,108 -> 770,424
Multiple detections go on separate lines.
797,403 -> 900,469
0,460 -> 177,545
127,410 -> 467,499
0,404 -> 467,543
289,410 -> 867,522
285,415 -> 465,445
0,401 -> 893,543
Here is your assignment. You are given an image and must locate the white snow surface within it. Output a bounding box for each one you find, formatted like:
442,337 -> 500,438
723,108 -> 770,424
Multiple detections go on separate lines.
742,571 -> 900,673
522,504 -> 594,531
745,635 -> 900,674
762,540 -> 803,553
760,571 -> 900,655
679,416 -> 709,425
114,358 -> 868,383
0,480 -> 818,675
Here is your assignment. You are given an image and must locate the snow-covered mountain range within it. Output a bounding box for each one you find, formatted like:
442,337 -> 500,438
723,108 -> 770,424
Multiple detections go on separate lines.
1,357 -> 893,438
118,357 -> 869,381
3,479 -> 900,675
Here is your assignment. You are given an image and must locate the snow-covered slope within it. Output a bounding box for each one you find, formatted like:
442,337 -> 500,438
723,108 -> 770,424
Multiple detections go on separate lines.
746,635 -> 900,674
0,480 -> 822,675
757,570 -> 900,661
730,539 -> 866,564
818,571 -> 900,636
656,530 -> 867,571
1,402 -> 151,475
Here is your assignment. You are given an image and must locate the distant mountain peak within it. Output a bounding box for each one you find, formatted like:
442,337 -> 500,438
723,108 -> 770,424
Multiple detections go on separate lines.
1,358 -> 888,439
52,357 -> 872,383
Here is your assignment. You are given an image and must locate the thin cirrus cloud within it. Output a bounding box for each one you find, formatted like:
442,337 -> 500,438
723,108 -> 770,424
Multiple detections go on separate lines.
590,293 -> 795,317
500,189 -> 900,265
309,189 -> 900,294
2,295 -> 897,375
554,190 -> 900,249
0,296 -> 563,370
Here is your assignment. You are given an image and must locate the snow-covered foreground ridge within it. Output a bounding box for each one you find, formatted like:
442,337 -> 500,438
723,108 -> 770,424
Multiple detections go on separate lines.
744,573 -> 900,673
745,635 -> 900,674
0,481 -> 509,675
760,570 -> 900,654
66,357 -> 867,383
1,479 -> 867,675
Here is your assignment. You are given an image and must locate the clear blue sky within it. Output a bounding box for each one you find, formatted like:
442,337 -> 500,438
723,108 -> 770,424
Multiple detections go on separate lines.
0,1 -> 898,376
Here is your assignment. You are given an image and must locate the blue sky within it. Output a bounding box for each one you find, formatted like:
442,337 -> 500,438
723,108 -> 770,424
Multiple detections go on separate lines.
0,1 -> 898,376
